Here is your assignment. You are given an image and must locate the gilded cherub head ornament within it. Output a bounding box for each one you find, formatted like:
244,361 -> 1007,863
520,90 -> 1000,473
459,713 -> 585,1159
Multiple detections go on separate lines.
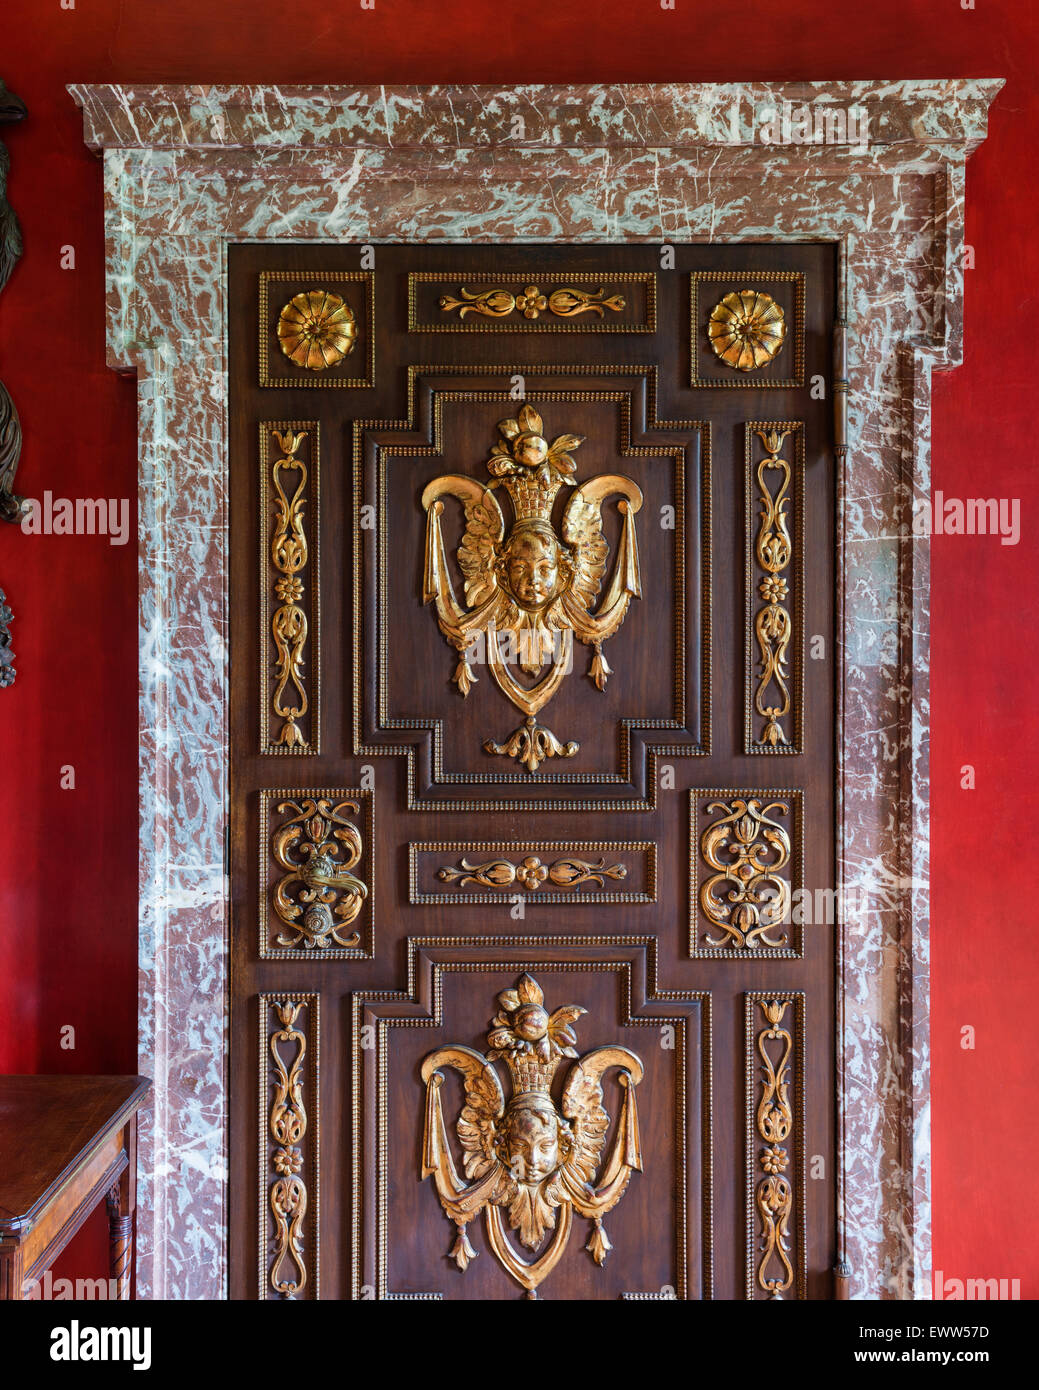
421,404 -> 643,771
421,973 -> 643,1298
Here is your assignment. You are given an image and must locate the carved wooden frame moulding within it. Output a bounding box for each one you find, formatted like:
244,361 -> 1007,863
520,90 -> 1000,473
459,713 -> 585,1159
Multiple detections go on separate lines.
67,79 -> 1002,1300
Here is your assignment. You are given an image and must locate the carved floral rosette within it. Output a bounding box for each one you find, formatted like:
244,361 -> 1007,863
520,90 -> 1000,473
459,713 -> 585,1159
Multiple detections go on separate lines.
690,271 -> 805,389
258,270 -> 375,389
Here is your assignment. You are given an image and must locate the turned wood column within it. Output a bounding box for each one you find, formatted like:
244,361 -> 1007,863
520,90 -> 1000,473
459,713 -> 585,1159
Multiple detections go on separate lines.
106,1110 -> 138,1300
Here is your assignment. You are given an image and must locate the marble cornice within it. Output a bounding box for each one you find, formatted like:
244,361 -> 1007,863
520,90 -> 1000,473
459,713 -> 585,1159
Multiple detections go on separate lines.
69,80 -> 1004,153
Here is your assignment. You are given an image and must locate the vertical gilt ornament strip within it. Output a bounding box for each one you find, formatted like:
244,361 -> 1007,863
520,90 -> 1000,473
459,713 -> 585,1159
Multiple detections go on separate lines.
260,422 -> 320,754
745,422 -> 804,754
744,992 -> 805,1300
259,993 -> 319,1300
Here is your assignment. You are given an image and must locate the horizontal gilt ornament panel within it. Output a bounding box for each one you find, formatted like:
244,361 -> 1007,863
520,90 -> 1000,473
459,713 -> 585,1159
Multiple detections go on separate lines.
745,421 -> 805,755
408,271 -> 656,333
689,788 -> 804,959
689,271 -> 805,389
352,938 -> 712,1301
259,993 -> 318,1301
259,422 -> 320,755
353,365 -> 711,812
745,992 -> 806,1301
258,269 -> 375,389
409,840 -> 656,905
259,788 -> 374,960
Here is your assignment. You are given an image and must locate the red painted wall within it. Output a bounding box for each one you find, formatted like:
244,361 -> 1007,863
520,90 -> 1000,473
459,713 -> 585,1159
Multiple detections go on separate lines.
2,0 -> 1033,1298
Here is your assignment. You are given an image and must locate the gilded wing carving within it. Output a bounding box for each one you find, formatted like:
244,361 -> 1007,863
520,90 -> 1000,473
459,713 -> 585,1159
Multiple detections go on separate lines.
560,484 -> 609,610
559,475 -> 643,689
456,491 -> 505,609
561,1045 -> 644,1194
421,474 -> 505,625
421,1044 -> 505,1184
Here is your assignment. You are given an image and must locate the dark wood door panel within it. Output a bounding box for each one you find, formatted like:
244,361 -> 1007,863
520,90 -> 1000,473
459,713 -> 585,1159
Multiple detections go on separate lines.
230,241 -> 835,1300
353,948 -> 707,1301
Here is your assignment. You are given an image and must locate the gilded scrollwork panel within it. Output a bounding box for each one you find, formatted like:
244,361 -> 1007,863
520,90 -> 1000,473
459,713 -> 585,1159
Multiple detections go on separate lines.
689,271 -> 805,388
409,840 -> 656,905
744,992 -> 806,1300
259,993 -> 319,1300
259,787 -> 374,959
408,271 -> 656,333
259,270 -> 375,388
745,422 -> 804,754
689,788 -> 804,959
260,423 -> 320,754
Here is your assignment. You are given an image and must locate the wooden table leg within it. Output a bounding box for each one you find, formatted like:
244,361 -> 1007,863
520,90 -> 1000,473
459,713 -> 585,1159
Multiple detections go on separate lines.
0,1238 -> 25,1300
106,1184 -> 133,1300
106,1113 -> 138,1300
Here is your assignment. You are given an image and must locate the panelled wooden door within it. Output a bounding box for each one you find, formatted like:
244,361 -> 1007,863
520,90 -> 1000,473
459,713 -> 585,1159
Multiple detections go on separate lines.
229,243 -> 836,1300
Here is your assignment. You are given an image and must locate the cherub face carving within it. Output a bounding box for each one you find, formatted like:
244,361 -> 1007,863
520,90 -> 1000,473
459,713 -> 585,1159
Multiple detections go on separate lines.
503,1097 -> 561,1185
503,527 -> 562,610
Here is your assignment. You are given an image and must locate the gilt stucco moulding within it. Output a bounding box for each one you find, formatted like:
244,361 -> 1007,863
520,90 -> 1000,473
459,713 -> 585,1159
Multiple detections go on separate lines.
67,79 -> 1002,1301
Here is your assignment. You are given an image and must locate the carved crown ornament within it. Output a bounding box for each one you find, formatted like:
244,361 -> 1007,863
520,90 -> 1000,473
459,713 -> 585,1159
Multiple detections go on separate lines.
421,404 -> 643,772
421,973 -> 643,1298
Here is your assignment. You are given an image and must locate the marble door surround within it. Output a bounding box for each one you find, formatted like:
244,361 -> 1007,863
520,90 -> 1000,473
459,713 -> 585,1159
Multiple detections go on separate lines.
68,80 -> 1002,1300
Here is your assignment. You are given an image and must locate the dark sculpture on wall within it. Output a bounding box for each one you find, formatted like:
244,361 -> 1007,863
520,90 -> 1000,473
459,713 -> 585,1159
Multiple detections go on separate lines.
0,79 -> 27,687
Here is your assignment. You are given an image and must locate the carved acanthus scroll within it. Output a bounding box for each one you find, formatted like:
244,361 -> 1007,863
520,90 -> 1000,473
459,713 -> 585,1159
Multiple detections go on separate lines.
700,797 -> 791,950
437,854 -> 627,892
439,283 -> 626,321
